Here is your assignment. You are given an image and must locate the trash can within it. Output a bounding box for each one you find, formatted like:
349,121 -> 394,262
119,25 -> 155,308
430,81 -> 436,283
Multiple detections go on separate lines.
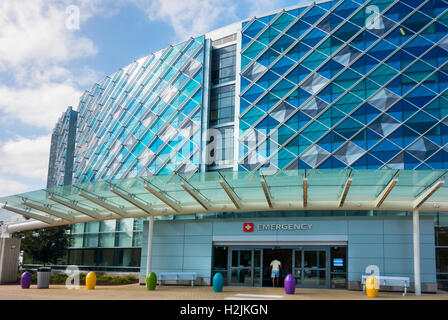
37,267 -> 51,289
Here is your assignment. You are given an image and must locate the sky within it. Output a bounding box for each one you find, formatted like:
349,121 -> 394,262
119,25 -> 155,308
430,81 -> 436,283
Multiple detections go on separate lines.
0,0 -> 307,223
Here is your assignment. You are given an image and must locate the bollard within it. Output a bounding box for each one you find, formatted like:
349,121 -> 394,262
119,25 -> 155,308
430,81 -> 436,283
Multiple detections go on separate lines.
146,272 -> 157,291
86,272 -> 96,290
284,274 -> 296,295
365,275 -> 379,298
212,273 -> 224,292
20,271 -> 32,289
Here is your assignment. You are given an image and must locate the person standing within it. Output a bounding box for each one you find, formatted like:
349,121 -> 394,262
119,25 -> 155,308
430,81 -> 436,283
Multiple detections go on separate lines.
269,258 -> 282,287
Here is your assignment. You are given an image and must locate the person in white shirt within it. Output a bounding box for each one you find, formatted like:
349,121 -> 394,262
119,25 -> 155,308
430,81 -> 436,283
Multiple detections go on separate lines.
269,259 -> 282,287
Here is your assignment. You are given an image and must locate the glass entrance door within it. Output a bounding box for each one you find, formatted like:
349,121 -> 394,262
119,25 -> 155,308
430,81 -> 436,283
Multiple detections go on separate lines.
229,248 -> 261,286
293,248 -> 329,288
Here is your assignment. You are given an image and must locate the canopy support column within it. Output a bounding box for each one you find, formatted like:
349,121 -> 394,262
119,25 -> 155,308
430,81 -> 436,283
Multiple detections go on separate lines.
413,209 -> 421,296
146,216 -> 154,277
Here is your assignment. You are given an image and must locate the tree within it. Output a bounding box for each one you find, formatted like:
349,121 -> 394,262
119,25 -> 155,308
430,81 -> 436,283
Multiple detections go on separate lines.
17,226 -> 72,266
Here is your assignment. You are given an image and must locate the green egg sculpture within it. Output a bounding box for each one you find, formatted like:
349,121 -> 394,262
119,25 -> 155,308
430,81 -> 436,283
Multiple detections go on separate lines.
146,272 -> 157,290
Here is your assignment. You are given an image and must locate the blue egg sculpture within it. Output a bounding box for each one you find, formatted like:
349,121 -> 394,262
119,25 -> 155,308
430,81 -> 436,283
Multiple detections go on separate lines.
212,272 -> 224,292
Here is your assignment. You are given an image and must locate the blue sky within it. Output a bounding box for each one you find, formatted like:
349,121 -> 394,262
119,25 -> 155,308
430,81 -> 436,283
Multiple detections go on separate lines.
0,0 -> 307,211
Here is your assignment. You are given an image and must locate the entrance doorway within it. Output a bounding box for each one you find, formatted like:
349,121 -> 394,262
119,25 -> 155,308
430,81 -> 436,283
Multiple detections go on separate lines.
212,245 -> 347,288
294,248 -> 328,288
262,248 -> 292,287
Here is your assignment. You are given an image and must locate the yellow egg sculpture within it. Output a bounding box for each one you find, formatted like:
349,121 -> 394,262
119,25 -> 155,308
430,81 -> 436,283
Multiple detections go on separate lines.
365,275 -> 379,298
86,272 -> 97,290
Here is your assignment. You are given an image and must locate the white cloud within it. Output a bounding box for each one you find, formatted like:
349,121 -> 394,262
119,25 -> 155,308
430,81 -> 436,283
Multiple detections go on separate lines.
135,0 -> 309,42
0,83 -> 81,129
136,0 -> 239,41
0,0 -> 105,129
0,135 -> 51,179
0,0 -> 98,72
0,178 -> 30,198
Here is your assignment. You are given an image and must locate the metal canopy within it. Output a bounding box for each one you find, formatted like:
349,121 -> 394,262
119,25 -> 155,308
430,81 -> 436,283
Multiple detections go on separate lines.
1,169 -> 447,231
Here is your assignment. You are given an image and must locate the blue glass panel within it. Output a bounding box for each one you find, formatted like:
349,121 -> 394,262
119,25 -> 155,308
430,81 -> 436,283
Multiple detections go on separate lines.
384,1 -> 414,22
285,42 -> 313,62
368,40 -> 397,60
301,5 -> 327,25
286,20 -> 312,40
316,13 -> 344,33
302,28 -> 327,47
333,21 -> 361,42
333,117 -> 363,139
402,9 -> 433,33
271,34 -> 296,54
316,59 -> 344,79
370,139 -> 401,163
271,56 -> 295,75
318,156 -> 346,169
406,110 -> 438,134
258,13 -> 277,25
402,35 -> 434,57
244,20 -> 267,39
333,0 -> 361,19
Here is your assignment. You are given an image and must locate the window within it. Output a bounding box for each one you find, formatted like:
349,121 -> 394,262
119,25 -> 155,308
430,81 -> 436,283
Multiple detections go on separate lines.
330,246 -> 347,289
210,85 -> 235,126
211,45 -> 236,86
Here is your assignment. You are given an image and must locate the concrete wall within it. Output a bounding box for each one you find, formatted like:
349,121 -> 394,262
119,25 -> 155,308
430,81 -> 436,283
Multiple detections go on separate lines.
0,238 -> 21,284
140,220 -> 213,285
347,216 -> 436,293
139,216 -> 436,292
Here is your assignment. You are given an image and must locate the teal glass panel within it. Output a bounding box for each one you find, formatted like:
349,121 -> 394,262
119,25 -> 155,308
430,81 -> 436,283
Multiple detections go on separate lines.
368,64 -> 398,87
271,79 -> 296,99
84,234 -> 99,248
257,27 -> 281,46
244,41 -> 267,60
316,37 -> 344,56
242,106 -> 265,126
99,233 -> 115,247
271,12 -> 296,31
301,121 -> 328,141
271,34 -> 296,54
302,50 -> 327,70
85,221 -> 100,233
71,235 -> 83,248
117,232 -> 133,247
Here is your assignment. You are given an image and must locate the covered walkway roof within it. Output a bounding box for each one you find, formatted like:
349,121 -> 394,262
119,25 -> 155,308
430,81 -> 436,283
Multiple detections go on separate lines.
1,169 -> 447,232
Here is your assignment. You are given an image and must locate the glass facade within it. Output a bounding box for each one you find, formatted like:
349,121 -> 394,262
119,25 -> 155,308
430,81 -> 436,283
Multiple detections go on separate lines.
42,0 -> 448,281
73,36 -> 205,182
239,0 -> 448,171
64,36 -> 206,263
47,106 -> 77,188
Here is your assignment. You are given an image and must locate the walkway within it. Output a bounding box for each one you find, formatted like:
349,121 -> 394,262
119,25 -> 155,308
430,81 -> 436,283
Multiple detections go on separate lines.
0,284 -> 446,300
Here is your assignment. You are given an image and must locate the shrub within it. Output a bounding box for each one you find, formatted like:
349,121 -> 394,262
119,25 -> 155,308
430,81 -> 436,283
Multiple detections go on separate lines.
17,272 -> 138,285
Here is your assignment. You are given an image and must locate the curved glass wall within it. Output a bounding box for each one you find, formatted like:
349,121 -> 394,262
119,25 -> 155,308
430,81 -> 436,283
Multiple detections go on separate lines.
239,0 -> 448,171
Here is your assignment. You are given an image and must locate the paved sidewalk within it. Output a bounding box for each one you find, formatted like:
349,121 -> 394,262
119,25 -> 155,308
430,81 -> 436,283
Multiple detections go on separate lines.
0,284 -> 447,300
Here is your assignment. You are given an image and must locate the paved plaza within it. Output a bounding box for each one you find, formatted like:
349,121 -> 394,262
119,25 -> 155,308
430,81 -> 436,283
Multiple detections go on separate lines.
0,284 -> 447,300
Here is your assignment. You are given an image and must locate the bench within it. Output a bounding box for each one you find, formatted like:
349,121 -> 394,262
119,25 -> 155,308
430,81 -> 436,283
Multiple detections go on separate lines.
157,272 -> 197,288
362,275 -> 410,296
